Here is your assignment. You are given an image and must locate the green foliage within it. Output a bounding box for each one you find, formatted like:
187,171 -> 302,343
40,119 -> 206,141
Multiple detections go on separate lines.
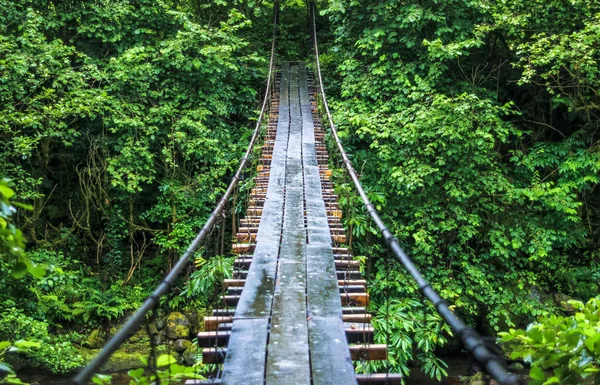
0,307 -> 83,373
357,298 -> 451,381
127,354 -> 204,384
0,0 -> 286,377
182,255 -> 234,306
0,0 -> 271,281
321,0 -> 600,379
323,0 -> 600,325
0,179 -> 42,278
500,296 -> 600,385
0,340 -> 39,384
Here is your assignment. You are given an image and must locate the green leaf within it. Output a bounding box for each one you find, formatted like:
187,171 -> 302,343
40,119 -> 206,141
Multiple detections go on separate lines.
542,377 -> 560,385
128,368 -> 145,379
0,184 -> 15,199
530,367 -> 546,381
10,262 -> 28,279
29,264 -> 46,278
14,340 -> 41,349
156,354 -> 177,368
0,362 -> 15,374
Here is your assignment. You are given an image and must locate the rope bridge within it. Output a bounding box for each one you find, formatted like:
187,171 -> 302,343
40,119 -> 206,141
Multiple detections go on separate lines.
71,2 -> 520,385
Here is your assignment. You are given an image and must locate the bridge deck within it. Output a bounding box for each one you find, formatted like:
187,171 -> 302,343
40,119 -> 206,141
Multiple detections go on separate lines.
222,63 -> 356,385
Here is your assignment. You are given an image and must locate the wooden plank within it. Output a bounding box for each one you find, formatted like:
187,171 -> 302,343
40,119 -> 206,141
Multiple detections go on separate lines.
204,344 -> 387,364
265,63 -> 310,385
308,316 -> 357,385
299,64 -> 357,385
202,348 -> 227,364
355,374 -> 402,385
211,306 -> 365,317
219,63 -> 292,385
204,316 -> 232,331
223,278 -> 366,288
349,344 -> 388,361
196,331 -> 230,347
343,314 -> 372,323
340,292 -> 370,306
220,319 -> 269,385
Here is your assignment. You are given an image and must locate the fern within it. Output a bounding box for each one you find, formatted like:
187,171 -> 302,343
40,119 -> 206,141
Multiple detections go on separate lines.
182,255 -> 234,304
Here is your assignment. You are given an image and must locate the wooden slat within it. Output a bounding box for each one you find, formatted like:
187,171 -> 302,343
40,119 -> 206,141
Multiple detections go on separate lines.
355,374 -> 402,385
223,279 -> 245,288
341,292 -> 370,306
202,343 -> 387,364
203,316 -> 232,331
343,314 -> 372,323
349,344 -> 387,361
196,331 -> 230,347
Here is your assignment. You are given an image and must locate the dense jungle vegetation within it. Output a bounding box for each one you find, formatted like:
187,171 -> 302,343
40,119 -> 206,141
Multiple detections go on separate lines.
1,0 -> 599,384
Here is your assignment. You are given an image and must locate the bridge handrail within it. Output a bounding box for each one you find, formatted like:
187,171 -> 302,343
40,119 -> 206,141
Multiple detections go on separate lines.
71,3 -> 280,384
308,3 -> 520,385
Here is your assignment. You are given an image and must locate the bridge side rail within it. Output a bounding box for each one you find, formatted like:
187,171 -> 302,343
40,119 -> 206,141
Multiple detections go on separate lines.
71,3 -> 280,384
308,2 -> 521,385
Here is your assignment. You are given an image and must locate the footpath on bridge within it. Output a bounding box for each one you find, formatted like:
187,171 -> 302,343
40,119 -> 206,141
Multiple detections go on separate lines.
192,63 -> 398,385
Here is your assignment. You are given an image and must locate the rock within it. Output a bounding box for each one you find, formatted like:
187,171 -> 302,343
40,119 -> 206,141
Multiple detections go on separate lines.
174,339 -> 192,352
155,309 -> 167,330
85,329 -> 104,349
183,345 -> 199,366
3,352 -> 29,372
98,349 -> 145,372
529,285 -> 548,302
165,312 -> 191,339
508,361 -> 525,371
147,324 -> 159,335
553,293 -> 576,312
183,307 -> 201,333
151,332 -> 165,345
460,372 -> 485,385
129,329 -> 149,344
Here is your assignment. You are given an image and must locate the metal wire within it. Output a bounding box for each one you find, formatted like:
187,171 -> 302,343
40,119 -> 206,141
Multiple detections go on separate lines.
308,2 -> 521,385
70,3 -> 280,383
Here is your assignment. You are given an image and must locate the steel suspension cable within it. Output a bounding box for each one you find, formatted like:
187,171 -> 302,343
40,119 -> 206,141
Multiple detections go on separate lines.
308,2 -> 520,385
71,3 -> 280,384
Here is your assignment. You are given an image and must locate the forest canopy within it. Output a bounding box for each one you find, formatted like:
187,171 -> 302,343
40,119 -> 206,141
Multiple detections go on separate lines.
0,0 -> 598,383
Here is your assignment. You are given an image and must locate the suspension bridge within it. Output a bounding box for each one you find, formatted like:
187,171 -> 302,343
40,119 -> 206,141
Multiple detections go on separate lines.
72,2 -> 521,385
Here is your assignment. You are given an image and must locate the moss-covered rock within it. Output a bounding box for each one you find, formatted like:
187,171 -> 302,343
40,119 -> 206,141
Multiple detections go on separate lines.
460,372 -> 485,385
174,339 -> 192,352
165,312 -> 190,339
553,292 -> 576,312
508,361 -> 525,371
182,345 -> 199,366
102,350 -> 145,372
155,309 -> 167,331
147,324 -> 159,335
85,329 -> 104,349
182,307 -> 206,333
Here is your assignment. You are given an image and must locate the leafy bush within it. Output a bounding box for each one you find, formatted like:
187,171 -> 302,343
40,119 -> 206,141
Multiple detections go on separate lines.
499,296 -> 600,385
0,179 -> 42,279
127,354 -> 203,384
0,340 -> 40,384
182,255 -> 234,307
0,306 -> 83,374
356,298 -> 451,381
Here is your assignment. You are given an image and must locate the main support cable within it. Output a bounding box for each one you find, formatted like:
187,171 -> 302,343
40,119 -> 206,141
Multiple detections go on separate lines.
308,2 -> 520,385
71,3 -> 280,384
